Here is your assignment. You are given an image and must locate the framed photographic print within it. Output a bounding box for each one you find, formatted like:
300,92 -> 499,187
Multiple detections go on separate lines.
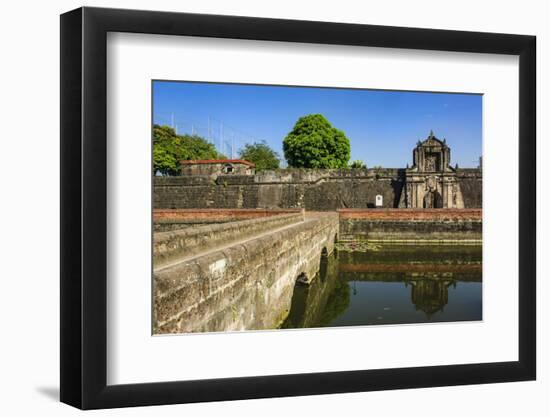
60,6 -> 536,409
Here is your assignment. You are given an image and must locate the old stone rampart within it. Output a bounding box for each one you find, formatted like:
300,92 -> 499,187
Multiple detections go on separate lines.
456,169 -> 483,208
338,208 -> 482,242
154,168 -> 481,210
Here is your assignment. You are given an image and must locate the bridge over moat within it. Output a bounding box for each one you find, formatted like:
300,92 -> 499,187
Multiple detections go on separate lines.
154,211 -> 339,334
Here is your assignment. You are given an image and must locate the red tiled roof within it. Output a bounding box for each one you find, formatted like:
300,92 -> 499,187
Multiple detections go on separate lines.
180,159 -> 256,167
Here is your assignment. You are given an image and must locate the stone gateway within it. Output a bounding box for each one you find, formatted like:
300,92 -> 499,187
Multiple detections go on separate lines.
399,131 -> 466,208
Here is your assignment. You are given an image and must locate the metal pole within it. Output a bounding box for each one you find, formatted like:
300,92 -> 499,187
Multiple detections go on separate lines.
220,122 -> 223,155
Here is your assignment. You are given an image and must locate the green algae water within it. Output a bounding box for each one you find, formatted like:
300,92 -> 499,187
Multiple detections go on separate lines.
281,245 -> 482,329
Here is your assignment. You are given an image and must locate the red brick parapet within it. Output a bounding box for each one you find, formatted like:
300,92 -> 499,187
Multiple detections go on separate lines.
337,208 -> 482,221
154,208 -> 304,221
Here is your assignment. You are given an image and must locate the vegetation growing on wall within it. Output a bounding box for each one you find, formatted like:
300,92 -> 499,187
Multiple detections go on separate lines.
238,141 -> 280,170
349,160 -> 367,169
153,125 -> 225,175
283,114 -> 351,169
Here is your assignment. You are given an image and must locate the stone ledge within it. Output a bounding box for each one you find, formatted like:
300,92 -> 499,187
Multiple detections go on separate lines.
154,211 -> 305,269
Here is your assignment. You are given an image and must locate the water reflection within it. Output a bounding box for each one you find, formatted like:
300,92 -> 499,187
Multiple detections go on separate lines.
281,245 -> 482,329
408,279 -> 453,317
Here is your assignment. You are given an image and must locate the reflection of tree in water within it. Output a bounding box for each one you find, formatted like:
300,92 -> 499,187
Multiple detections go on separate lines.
407,278 -> 454,318
317,280 -> 350,326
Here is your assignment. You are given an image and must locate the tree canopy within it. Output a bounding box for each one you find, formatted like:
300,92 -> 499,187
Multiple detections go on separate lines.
283,114 -> 351,169
238,141 -> 280,171
153,125 -> 224,175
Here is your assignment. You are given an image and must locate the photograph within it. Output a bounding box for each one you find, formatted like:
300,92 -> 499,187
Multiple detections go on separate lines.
152,81 -> 483,335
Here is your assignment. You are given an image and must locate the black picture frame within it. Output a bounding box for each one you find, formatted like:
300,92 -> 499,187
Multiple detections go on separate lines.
60,6 -> 536,410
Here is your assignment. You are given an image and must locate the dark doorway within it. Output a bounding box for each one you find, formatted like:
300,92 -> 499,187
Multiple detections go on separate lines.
423,190 -> 442,208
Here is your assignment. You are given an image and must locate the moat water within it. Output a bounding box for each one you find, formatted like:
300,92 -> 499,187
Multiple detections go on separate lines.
281,245 -> 482,329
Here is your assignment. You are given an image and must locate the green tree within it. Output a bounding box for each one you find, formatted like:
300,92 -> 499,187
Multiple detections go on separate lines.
349,160 -> 366,169
153,125 -> 224,175
283,114 -> 351,168
238,141 -> 280,170
153,146 -> 177,174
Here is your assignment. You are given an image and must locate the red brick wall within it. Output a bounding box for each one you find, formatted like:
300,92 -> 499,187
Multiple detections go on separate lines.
338,208 -> 482,221
154,208 -> 303,221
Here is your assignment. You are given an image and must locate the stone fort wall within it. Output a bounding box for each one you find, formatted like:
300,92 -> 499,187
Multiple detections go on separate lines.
153,168 -> 482,210
338,208 -> 482,241
456,169 -> 483,208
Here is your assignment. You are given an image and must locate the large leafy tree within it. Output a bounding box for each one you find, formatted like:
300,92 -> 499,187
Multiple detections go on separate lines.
283,114 -> 351,168
238,141 -> 280,170
153,125 -> 224,175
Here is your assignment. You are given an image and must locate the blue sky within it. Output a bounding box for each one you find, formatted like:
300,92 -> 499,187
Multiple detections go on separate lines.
153,81 -> 482,168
